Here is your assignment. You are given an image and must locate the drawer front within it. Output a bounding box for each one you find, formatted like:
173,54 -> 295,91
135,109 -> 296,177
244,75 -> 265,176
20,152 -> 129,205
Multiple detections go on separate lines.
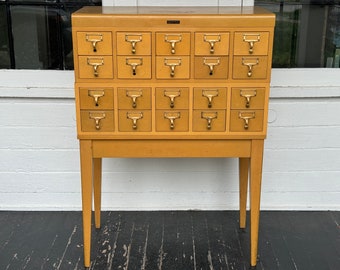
195,32 -> 230,55
193,110 -> 226,132
156,56 -> 190,79
233,32 -> 269,56
232,56 -> 268,79
117,56 -> 151,79
79,88 -> 114,109
77,32 -> 112,55
155,87 -> 189,109
156,32 -> 190,55
80,110 -> 114,132
116,32 -> 151,55
193,87 -> 227,109
231,87 -> 265,109
194,56 -> 228,79
117,87 -> 151,109
230,110 -> 264,132
78,56 -> 113,79
118,110 -> 152,132
156,110 -> 189,132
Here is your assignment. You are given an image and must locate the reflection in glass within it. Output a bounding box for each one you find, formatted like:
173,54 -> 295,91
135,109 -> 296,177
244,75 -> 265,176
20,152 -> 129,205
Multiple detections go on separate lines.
0,6 -> 11,69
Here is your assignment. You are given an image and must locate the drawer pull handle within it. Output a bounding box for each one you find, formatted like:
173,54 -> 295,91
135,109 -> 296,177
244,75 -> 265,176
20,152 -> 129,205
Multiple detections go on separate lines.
239,111 -> 255,130
202,89 -> 219,108
127,112 -> 143,130
126,58 -> 143,76
204,34 -> 221,54
203,57 -> 220,75
165,34 -> 182,54
240,89 -> 257,108
164,112 -> 181,130
125,34 -> 143,54
86,33 -> 103,52
87,58 -> 104,77
88,90 -> 105,106
242,58 -> 259,77
201,112 -> 218,130
89,112 -> 106,130
164,58 -> 181,77
164,90 -> 181,108
126,89 -> 143,108
243,34 -> 260,54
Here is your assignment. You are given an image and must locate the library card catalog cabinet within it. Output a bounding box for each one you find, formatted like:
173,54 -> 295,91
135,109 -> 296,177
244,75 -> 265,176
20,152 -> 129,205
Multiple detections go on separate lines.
72,6 -> 275,269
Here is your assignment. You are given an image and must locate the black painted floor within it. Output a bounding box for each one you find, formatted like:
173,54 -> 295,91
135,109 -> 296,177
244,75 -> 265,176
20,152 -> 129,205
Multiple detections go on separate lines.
0,211 -> 339,270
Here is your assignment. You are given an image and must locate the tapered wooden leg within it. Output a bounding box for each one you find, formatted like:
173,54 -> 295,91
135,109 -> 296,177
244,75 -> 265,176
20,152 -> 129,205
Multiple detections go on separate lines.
250,139 -> 264,267
93,158 -> 102,229
239,157 -> 250,229
80,140 -> 93,268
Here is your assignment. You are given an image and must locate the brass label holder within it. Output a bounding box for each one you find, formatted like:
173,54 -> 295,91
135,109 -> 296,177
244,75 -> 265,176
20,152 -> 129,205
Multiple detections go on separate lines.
85,33 -> 103,52
164,34 -> 182,54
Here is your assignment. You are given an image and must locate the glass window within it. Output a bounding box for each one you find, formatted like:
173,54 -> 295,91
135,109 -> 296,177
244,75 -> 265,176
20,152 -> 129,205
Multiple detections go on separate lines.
0,5 -> 11,68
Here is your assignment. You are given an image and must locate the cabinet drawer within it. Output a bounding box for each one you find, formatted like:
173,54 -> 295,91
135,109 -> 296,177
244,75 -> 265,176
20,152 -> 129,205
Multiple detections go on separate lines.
231,88 -> 265,109
116,32 -> 151,55
193,110 -> 226,132
195,32 -> 229,55
155,87 -> 189,109
194,56 -> 228,79
233,32 -> 269,56
232,56 -> 268,79
79,88 -> 114,109
117,56 -> 151,79
117,87 -> 151,109
156,56 -> 190,79
193,87 -> 227,109
78,56 -> 113,79
77,32 -> 112,55
80,110 -> 114,132
156,110 -> 189,132
230,110 -> 264,132
118,110 -> 152,132
156,32 -> 190,55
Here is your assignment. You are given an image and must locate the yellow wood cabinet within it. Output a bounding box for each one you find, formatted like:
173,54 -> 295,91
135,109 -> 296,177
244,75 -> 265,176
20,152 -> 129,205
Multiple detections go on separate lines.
72,6 -> 275,268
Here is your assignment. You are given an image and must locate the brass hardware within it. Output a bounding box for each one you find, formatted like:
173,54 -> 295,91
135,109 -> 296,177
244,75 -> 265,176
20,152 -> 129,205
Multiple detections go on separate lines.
243,34 -> 260,54
126,89 -> 143,108
87,57 -> 104,77
164,90 -> 181,108
164,112 -> 181,129
164,58 -> 182,77
125,34 -> 143,54
201,111 -> 218,130
88,90 -> 105,106
85,33 -> 103,52
242,58 -> 259,77
202,89 -> 219,108
238,111 -> 255,130
203,57 -> 220,75
127,112 -> 143,130
164,34 -> 182,54
89,112 -> 106,130
240,89 -> 257,108
126,58 -> 143,76
204,34 -> 221,54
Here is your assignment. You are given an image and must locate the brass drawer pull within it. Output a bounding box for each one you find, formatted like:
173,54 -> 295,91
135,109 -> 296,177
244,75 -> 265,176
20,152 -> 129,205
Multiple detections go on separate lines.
164,90 -> 181,108
164,58 -> 182,77
89,112 -> 106,130
126,58 -> 143,76
242,57 -> 259,77
201,111 -> 218,130
85,33 -> 103,52
126,89 -> 143,108
88,90 -> 105,106
165,34 -> 182,54
87,57 -> 104,77
239,111 -> 255,130
243,34 -> 260,54
240,89 -> 257,108
127,112 -> 143,129
203,57 -> 220,75
164,112 -> 181,129
125,34 -> 142,54
202,89 -> 219,108
204,34 -> 221,54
